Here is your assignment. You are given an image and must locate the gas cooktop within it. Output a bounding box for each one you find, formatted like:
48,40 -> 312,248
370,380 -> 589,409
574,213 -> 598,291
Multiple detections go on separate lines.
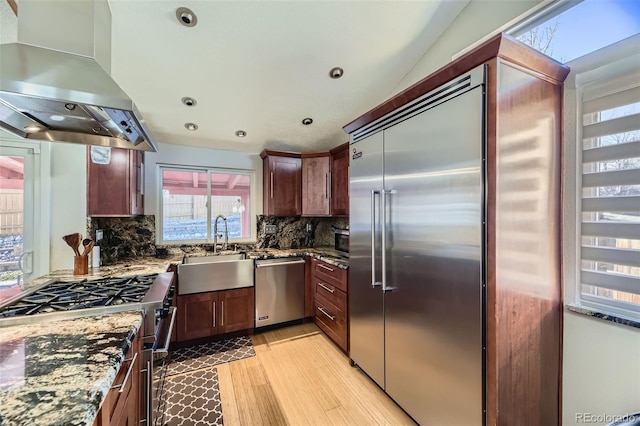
0,274 -> 159,318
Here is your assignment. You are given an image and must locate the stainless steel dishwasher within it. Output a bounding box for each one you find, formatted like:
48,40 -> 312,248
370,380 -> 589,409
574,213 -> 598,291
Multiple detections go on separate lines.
255,257 -> 305,328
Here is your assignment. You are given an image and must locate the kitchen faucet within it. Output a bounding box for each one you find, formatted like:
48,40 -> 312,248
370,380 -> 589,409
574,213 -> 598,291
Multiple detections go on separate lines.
213,215 -> 228,253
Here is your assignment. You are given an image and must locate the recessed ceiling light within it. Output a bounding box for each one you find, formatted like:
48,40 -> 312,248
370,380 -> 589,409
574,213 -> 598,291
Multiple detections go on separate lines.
176,7 -> 197,27
24,125 -> 42,133
50,115 -> 65,121
185,122 -> 198,131
182,97 -> 197,107
302,118 -> 313,125
329,67 -> 344,79
235,130 -> 247,137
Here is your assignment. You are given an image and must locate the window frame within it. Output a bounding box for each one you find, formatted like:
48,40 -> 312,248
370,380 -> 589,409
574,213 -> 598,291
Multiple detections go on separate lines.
157,164 -> 256,245
567,34 -> 640,321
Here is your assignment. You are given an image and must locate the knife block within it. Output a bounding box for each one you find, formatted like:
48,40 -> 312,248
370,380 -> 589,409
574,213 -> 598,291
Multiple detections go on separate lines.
73,255 -> 89,275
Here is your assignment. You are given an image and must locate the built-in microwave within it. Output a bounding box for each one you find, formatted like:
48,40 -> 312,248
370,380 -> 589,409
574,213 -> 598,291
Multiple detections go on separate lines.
334,229 -> 349,257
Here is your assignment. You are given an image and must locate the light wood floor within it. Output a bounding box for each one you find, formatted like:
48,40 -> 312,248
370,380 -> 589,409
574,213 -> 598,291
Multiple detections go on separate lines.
216,323 -> 416,425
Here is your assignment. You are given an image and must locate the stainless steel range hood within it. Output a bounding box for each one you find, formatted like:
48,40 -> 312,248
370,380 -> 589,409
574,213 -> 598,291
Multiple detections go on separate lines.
0,0 -> 157,151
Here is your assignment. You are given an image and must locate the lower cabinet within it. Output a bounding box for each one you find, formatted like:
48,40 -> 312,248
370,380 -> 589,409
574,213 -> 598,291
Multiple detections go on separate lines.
94,328 -> 142,426
176,287 -> 254,342
309,257 -> 348,352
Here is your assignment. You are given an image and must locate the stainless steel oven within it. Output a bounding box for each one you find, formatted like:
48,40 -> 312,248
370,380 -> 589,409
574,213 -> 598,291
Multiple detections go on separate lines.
335,229 -> 349,256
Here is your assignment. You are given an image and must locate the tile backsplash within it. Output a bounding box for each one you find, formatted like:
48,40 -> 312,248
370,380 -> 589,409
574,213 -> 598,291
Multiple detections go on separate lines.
255,215 -> 348,249
90,214 -> 348,264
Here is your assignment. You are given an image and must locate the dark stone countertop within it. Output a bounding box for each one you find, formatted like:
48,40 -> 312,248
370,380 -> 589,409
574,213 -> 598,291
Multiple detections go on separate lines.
0,311 -> 143,426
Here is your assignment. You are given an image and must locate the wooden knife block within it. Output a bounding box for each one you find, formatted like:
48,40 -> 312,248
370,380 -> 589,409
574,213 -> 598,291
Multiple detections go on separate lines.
74,255 -> 88,275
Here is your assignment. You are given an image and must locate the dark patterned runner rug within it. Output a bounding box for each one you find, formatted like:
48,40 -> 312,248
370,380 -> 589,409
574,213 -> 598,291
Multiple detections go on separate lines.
162,368 -> 223,426
166,335 -> 256,376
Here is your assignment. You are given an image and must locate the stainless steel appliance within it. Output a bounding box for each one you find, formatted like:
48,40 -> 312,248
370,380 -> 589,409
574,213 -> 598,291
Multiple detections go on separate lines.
334,229 -> 349,257
0,272 -> 176,426
0,0 -> 156,151
255,257 -> 305,328
349,66 -> 484,425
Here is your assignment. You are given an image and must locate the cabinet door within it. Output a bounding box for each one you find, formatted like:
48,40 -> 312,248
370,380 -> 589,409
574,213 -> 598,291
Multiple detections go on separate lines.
219,287 -> 254,334
130,151 -> 144,216
302,155 -> 330,216
266,156 -> 301,216
330,143 -> 349,216
87,147 -> 144,217
177,293 -> 217,341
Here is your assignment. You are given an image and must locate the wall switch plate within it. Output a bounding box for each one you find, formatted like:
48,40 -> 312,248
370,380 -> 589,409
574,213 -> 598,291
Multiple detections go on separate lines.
306,223 -> 312,232
265,225 -> 277,234
96,229 -> 104,241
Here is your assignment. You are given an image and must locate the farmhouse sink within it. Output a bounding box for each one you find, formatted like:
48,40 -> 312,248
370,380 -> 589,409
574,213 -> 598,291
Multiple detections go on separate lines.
177,253 -> 254,295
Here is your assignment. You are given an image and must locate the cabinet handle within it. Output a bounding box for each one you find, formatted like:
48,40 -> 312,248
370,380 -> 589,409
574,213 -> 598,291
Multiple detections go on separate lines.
327,172 -> 332,199
270,172 -> 274,199
221,301 -> 224,326
139,162 -> 145,196
317,306 -> 335,321
318,263 -> 334,272
318,282 -> 334,294
111,352 -> 138,393
325,173 -> 329,199
213,301 -> 216,327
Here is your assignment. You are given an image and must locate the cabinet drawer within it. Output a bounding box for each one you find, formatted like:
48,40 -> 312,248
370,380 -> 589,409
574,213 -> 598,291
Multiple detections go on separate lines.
311,258 -> 347,292
314,294 -> 347,351
314,280 -> 345,312
107,345 -> 137,423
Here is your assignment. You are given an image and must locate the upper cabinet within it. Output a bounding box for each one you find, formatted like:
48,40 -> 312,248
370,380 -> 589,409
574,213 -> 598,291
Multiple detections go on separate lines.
302,153 -> 331,216
330,142 -> 349,216
261,150 -> 302,216
261,144 -> 349,217
87,147 -> 144,217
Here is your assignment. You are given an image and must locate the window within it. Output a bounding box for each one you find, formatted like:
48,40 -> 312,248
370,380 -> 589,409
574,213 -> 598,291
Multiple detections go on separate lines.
514,0 -> 640,63
574,40 -> 640,319
159,167 -> 254,244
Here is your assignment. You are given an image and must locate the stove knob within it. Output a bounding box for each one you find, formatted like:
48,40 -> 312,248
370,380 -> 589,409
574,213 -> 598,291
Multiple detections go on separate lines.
168,286 -> 176,298
161,306 -> 170,318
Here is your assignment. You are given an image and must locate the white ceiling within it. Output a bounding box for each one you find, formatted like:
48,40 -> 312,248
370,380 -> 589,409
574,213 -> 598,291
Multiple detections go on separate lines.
3,0 -> 469,153
108,0 -> 468,153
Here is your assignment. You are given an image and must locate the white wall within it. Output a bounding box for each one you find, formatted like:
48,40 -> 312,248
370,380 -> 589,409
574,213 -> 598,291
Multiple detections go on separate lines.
391,0 -> 542,95
143,142 -> 263,242
563,311 -> 640,425
49,143 -> 87,271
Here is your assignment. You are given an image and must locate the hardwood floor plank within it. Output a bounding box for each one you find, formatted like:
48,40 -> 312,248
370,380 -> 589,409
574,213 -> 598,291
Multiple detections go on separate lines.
215,323 -> 414,426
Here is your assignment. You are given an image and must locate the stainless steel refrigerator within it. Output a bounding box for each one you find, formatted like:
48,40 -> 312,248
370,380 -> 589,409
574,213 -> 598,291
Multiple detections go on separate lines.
349,66 -> 485,425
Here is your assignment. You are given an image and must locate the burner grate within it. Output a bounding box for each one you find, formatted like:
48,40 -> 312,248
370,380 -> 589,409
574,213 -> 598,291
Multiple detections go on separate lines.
0,273 -> 159,317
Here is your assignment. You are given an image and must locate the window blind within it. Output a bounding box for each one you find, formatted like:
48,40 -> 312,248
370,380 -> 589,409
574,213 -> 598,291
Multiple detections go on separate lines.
579,71 -> 640,318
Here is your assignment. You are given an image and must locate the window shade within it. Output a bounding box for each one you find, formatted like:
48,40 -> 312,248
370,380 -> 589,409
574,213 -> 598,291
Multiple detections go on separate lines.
579,78 -> 640,318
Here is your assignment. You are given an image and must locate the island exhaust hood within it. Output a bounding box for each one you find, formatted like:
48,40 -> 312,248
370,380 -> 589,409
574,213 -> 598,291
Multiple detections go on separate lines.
0,0 -> 157,152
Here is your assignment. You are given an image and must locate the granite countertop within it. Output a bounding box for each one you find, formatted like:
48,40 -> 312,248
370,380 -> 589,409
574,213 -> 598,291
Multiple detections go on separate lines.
247,247 -> 349,269
183,246 -> 349,269
0,311 -> 143,426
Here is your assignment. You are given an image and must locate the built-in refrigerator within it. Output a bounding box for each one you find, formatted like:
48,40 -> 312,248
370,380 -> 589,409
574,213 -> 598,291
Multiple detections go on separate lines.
349,65 -> 485,425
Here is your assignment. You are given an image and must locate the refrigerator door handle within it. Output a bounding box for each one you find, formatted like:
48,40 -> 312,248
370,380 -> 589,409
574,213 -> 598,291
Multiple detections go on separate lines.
381,189 -> 394,293
371,190 -> 382,288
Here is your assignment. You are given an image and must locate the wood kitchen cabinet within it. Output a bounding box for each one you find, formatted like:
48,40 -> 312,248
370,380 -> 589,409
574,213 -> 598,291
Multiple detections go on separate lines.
330,142 -> 349,216
261,150 -> 302,216
87,146 -> 144,216
176,287 -> 254,342
310,257 -> 348,352
302,153 -> 331,216
94,326 -> 142,426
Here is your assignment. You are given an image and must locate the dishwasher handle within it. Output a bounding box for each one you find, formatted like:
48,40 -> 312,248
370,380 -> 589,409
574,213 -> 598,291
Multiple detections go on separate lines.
255,259 -> 305,268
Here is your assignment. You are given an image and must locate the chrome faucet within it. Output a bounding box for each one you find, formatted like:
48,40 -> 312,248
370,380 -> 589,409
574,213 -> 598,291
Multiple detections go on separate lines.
213,215 -> 228,253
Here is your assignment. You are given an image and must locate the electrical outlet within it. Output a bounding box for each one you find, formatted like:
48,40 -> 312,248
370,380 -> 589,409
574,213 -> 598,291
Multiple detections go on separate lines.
96,229 -> 104,241
265,225 -> 277,234
306,223 -> 312,232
